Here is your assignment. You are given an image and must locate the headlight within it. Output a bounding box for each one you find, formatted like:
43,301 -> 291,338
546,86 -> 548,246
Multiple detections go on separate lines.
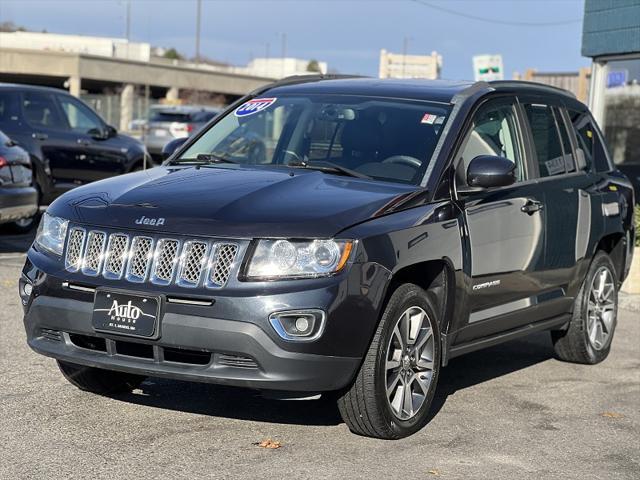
246,239 -> 354,280
35,213 -> 68,256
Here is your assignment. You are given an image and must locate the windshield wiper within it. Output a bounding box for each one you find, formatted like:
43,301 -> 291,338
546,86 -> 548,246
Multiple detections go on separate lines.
169,153 -> 237,165
287,160 -> 372,180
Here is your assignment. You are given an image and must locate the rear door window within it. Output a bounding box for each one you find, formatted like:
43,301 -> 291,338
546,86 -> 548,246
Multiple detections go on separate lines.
523,104 -> 567,178
554,107 -> 576,173
567,108 -> 594,171
22,91 -> 66,130
567,108 -> 611,172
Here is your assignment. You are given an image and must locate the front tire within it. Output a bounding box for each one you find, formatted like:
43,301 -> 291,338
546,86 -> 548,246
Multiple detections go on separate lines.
337,283 -> 441,439
57,360 -> 146,394
9,215 -> 38,233
551,251 -> 618,364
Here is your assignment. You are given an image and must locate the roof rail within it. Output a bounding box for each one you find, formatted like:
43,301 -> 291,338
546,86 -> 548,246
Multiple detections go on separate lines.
488,80 -> 576,99
249,74 -> 366,96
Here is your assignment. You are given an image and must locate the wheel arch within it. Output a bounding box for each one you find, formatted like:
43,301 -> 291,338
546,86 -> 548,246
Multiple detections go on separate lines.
594,232 -> 626,283
382,258 -> 456,339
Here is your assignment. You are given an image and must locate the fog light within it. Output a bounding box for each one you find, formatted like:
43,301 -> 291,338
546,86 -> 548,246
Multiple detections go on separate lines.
269,310 -> 325,341
23,283 -> 33,297
295,316 -> 310,333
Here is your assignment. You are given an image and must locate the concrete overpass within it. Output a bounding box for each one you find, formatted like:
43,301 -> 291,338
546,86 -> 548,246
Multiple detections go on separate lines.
0,47 -> 273,129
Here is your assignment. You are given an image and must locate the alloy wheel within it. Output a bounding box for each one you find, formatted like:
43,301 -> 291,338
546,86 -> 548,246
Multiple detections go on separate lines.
586,266 -> 616,351
385,306 -> 435,420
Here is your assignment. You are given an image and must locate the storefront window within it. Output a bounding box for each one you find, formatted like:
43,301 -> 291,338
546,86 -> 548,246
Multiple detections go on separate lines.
602,58 -> 640,167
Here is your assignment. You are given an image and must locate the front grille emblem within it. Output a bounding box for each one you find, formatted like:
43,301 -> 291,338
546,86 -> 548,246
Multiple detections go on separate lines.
135,216 -> 165,226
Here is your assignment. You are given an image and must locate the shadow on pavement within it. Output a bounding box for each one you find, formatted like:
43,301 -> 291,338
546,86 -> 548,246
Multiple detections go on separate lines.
0,225 -> 36,254
429,331 -> 555,421
111,331 -> 555,428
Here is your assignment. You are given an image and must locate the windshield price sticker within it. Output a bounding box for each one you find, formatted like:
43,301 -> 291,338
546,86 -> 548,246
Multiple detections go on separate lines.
235,97 -> 277,117
421,113 -> 445,125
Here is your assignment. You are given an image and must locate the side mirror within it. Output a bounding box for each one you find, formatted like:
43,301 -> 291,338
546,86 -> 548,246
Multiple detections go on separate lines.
162,137 -> 188,160
106,125 -> 118,138
466,155 -> 516,189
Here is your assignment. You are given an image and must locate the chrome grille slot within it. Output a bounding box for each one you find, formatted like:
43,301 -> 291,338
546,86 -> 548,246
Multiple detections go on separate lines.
207,243 -> 238,288
178,241 -> 208,287
81,231 -> 106,276
151,239 -> 180,285
64,228 -> 240,290
126,236 -> 153,282
103,234 -> 129,279
65,228 -> 85,272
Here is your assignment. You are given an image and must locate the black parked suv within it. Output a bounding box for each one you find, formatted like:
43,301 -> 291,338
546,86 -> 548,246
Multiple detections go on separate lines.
0,84 -> 150,230
20,77 -> 635,439
0,129 -> 37,227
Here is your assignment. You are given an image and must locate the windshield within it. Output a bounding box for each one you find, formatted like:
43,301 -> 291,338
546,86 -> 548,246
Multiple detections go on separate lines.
177,94 -> 451,185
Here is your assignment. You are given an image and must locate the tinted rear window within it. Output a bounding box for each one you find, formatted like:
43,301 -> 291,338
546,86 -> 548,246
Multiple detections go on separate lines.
149,111 -> 192,123
524,104 -> 566,178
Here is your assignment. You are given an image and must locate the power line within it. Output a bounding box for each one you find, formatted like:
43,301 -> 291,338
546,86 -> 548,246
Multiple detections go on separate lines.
410,0 -> 583,27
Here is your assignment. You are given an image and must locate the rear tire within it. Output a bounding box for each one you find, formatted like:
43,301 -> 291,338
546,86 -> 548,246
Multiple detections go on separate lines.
57,360 -> 145,394
337,283 -> 441,439
551,251 -> 618,364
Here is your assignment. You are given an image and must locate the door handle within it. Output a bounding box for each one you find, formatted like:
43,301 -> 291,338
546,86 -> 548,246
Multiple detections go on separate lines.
76,138 -> 91,146
521,200 -> 544,215
32,132 -> 48,141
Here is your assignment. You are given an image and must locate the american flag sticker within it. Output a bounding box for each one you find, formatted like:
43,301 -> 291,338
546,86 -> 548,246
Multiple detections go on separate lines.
421,113 -> 437,124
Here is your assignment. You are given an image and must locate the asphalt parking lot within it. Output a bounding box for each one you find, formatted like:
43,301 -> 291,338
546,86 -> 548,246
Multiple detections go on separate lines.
1,231 -> 639,480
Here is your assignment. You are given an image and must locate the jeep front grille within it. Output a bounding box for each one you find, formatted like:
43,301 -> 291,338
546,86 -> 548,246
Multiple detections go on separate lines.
82,231 -> 106,276
64,228 -> 238,289
65,228 -> 85,272
103,234 -> 128,279
178,241 -> 209,287
126,236 -> 153,282
151,239 -> 179,284
210,244 -> 238,287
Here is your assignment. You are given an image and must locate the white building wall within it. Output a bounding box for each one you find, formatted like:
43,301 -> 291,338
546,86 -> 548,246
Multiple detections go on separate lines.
0,31 -> 151,62
379,49 -> 442,79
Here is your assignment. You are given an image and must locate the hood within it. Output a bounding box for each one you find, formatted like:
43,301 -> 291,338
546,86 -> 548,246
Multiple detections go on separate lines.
48,166 -> 418,238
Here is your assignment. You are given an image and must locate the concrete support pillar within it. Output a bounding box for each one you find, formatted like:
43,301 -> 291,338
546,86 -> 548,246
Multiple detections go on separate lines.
588,60 -> 608,129
120,83 -> 135,133
67,75 -> 81,97
165,87 -> 180,103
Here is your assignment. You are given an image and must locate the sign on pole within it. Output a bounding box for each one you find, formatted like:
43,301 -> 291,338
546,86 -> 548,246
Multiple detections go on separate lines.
606,70 -> 628,88
473,55 -> 504,82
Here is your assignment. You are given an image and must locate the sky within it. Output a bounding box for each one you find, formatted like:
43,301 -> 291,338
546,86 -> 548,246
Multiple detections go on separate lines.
0,0 -> 589,80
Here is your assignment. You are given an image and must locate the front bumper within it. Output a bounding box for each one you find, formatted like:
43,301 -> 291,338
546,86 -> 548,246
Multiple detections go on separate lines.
0,186 -> 38,224
21,249 -> 391,392
25,295 -> 359,391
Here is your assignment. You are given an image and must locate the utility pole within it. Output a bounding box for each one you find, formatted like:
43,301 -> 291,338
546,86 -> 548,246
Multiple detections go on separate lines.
265,42 -> 270,77
195,0 -> 202,64
280,32 -> 287,78
402,36 -> 411,78
125,0 -> 131,42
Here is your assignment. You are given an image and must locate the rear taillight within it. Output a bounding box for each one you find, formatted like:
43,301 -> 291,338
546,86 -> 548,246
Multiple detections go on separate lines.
169,122 -> 191,138
0,156 -> 7,168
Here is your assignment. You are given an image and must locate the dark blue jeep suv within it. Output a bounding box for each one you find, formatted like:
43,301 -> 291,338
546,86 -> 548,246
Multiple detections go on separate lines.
20,76 -> 635,439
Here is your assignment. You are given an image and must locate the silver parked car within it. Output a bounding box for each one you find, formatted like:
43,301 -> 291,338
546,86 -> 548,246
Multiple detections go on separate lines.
143,105 -> 222,160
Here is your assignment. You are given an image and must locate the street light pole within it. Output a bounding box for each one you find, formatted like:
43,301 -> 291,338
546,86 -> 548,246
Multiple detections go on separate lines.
125,0 -> 131,42
280,32 -> 287,78
195,0 -> 202,65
